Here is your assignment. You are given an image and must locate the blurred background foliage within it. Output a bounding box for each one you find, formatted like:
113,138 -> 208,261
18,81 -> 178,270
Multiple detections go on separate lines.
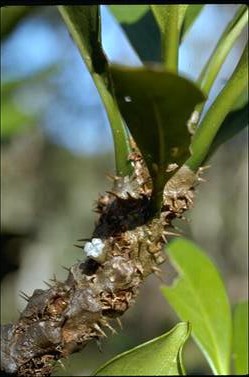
1,5 -> 248,376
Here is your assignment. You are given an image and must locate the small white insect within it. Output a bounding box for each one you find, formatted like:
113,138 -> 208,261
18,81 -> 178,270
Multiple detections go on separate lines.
84,238 -> 106,263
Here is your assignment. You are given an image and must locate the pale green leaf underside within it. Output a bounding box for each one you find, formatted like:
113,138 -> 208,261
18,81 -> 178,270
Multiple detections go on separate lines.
161,238 -> 232,375
94,322 -> 191,376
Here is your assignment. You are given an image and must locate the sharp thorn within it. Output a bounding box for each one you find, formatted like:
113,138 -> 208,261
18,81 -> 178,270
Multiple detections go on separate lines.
106,173 -> 118,181
126,191 -> 133,199
152,267 -> 164,282
152,266 -> 162,274
57,359 -> 66,371
104,321 -> 117,335
77,238 -> 91,242
199,165 -> 211,172
164,230 -> 182,237
116,318 -> 123,329
106,191 -> 120,198
19,294 -> 29,302
161,234 -> 167,243
43,280 -> 53,288
198,177 -> 207,182
61,265 -> 70,272
96,337 -> 103,352
19,290 -> 30,299
73,244 -> 84,250
50,273 -> 58,283
93,323 -> 107,338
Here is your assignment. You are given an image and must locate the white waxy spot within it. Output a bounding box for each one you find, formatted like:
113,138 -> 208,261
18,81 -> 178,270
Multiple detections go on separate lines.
84,238 -> 105,261
124,96 -> 132,102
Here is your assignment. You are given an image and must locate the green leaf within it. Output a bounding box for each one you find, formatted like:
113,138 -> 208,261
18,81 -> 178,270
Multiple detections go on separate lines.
188,5 -> 248,132
58,5 -> 132,177
94,322 -> 191,376
187,6 -> 247,135
161,238 -> 232,375
151,5 -> 187,71
198,5 -> 248,96
1,6 -> 33,39
1,66 -> 58,138
187,42 -> 248,171
119,10 -> 161,63
1,99 -> 36,137
110,64 -> 205,211
110,5 -> 203,65
233,301 -> 248,375
206,102 -> 248,160
109,5 -> 148,23
180,5 -> 204,41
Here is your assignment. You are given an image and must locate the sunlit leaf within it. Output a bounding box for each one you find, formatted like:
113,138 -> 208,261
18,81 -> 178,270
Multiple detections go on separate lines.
58,5 -> 132,176
233,301 -> 248,375
161,238 -> 232,375
109,5 -> 148,24
110,64 -> 205,210
94,322 -> 191,376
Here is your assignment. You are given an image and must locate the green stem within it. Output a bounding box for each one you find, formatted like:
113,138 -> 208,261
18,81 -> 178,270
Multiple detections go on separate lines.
151,5 -> 187,72
162,6 -> 179,72
97,79 -> 133,177
187,43 -> 248,171
189,5 -> 248,132
58,6 -> 132,177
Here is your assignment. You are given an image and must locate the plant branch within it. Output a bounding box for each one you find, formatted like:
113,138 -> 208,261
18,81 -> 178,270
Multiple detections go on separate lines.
151,5 -> 187,72
0,154 -> 202,376
186,42 -> 248,171
189,5 -> 248,132
58,6 -> 132,177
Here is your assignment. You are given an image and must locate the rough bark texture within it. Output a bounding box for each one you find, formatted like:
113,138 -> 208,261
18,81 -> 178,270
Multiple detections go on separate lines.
1,151 -> 203,376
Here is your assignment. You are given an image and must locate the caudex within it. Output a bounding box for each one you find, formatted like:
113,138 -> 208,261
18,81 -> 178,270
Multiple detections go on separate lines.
0,141 -> 206,376
1,4 -> 247,377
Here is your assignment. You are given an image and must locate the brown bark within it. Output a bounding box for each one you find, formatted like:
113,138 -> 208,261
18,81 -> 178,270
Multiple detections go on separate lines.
0,152 -> 202,376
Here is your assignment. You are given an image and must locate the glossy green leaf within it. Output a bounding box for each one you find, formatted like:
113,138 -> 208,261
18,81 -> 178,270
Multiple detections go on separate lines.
161,238 -> 232,375
180,5 -> 204,41
58,6 -> 132,176
110,64 -> 205,210
109,5 -> 148,23
233,301 -> 248,375
94,322 -> 191,376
